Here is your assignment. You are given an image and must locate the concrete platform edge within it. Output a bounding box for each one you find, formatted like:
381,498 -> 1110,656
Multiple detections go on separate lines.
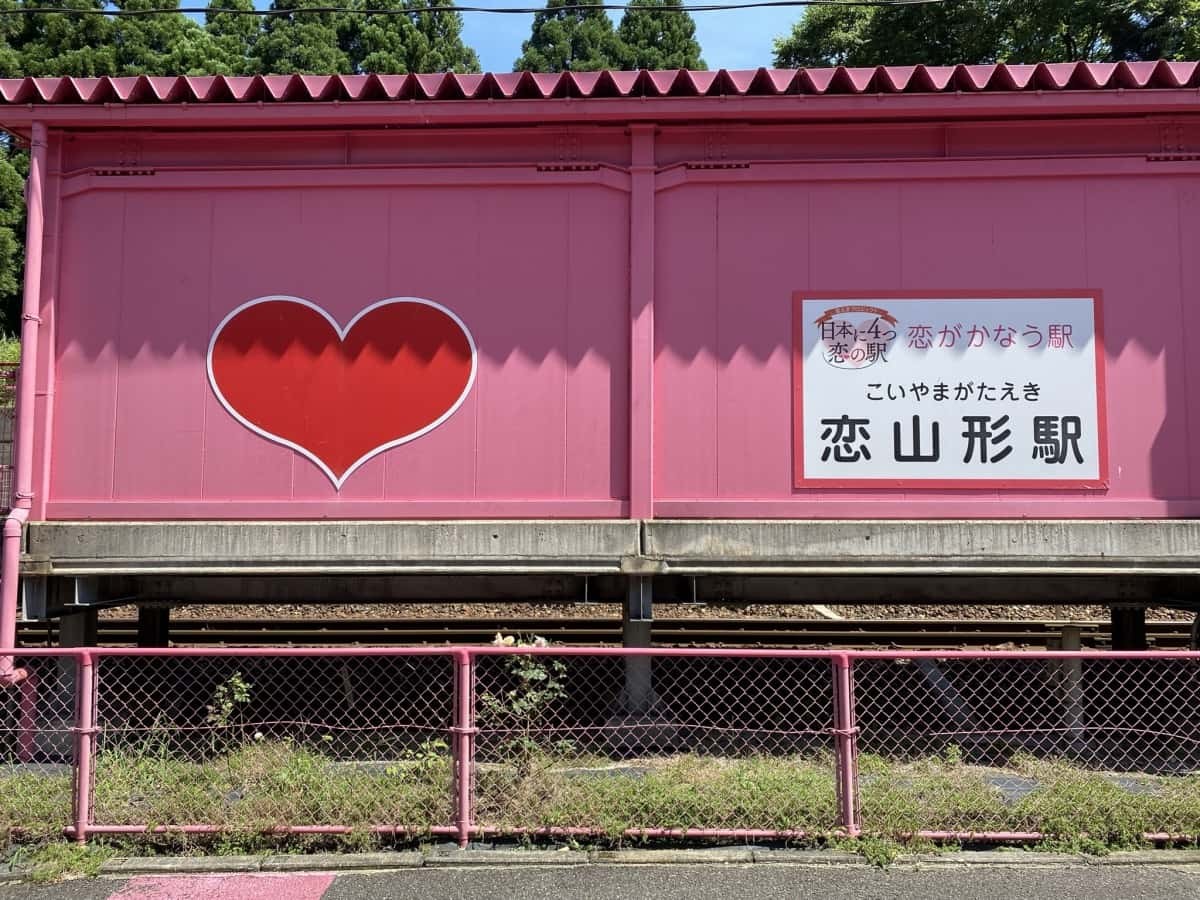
76,847 -> 1200,878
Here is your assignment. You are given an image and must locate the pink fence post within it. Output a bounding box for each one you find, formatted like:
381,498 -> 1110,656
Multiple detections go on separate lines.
452,649 -> 476,848
832,653 -> 860,837
72,651 -> 95,844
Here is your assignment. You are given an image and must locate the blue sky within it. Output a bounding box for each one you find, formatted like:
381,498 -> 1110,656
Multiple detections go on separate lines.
461,2 -> 800,72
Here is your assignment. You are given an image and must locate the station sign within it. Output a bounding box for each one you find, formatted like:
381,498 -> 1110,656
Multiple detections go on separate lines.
793,292 -> 1107,489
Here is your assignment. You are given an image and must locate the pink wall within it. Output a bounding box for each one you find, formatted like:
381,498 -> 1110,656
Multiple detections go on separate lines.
32,121 -> 1200,518
48,173 -> 630,517
654,171 -> 1199,517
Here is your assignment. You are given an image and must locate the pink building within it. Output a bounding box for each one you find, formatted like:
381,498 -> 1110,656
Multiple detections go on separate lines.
1,63 -> 1199,650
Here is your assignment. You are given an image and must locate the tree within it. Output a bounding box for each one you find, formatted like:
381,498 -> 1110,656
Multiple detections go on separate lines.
206,0 -> 261,75
0,142 -> 25,335
514,0 -> 625,72
14,0 -> 117,76
773,0 -> 1200,67
0,0 -> 22,78
616,0 -> 705,70
401,0 -> 480,73
112,0 -> 224,75
349,0 -> 480,74
252,0 -> 353,75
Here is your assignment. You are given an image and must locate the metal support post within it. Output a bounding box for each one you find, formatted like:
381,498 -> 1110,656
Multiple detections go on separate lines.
1111,605 -> 1147,651
46,587 -> 97,760
57,609 -> 97,648
1059,625 -> 1085,757
622,575 -> 654,715
136,605 -> 170,648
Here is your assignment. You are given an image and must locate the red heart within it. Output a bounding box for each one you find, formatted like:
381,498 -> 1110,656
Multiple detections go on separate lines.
208,297 -> 476,487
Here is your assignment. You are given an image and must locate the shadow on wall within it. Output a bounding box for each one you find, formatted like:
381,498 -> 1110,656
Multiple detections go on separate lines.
49,168 -> 1200,505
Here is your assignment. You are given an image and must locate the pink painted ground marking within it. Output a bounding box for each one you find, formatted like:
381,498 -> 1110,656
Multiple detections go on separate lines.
108,873 -> 335,900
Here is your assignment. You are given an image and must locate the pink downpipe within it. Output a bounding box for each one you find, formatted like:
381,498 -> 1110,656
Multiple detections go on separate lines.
1,121 -> 48,684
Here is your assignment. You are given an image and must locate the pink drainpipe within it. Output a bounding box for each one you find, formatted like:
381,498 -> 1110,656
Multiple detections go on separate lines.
1,120 -> 47,685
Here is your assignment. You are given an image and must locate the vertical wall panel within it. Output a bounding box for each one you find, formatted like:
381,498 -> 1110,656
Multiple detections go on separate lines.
472,187 -> 568,498
1178,178 -> 1200,507
714,184 -> 804,497
1084,178 -> 1187,501
111,191 -> 210,500
287,188 -> 391,501
654,187 -> 718,499
51,191 -> 124,501
382,188 -> 479,500
565,188 -> 630,499
203,190 -> 303,499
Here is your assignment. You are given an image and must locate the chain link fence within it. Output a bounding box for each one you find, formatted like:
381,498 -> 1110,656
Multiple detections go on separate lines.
2,647 -> 1199,847
472,651 -> 840,838
0,654 -> 78,844
0,363 -> 17,512
854,653 -> 1200,841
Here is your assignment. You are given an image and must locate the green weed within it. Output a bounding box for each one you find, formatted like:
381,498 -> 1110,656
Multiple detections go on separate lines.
24,843 -> 112,884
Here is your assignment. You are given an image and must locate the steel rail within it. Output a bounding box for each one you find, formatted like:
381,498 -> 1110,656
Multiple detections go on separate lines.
15,617 -> 1194,649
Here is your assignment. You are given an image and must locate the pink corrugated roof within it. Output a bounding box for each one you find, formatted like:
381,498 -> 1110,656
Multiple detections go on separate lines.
2,61 -> 1198,104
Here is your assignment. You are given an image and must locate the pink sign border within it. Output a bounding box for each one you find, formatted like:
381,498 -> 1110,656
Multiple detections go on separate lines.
791,289 -> 1110,492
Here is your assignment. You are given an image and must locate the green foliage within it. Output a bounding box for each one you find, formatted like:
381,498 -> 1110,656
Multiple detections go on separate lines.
13,0 -> 116,76
24,843 -> 113,883
477,754 -> 839,838
205,0 -> 260,75
852,835 -> 904,867
349,0 -> 480,75
616,0 -> 705,70
112,0 -> 223,76
514,0 -> 625,72
0,1 -> 22,77
0,770 -> 73,845
774,0 -> 1200,67
206,671 -> 252,730
0,142 -> 26,335
205,671 -> 253,755
478,636 -> 569,775
385,738 -> 451,782
88,739 -> 452,831
252,0 -> 353,75
0,336 -> 19,363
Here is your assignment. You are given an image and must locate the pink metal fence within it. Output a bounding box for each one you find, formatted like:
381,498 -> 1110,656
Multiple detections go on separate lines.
2,647 -> 1200,847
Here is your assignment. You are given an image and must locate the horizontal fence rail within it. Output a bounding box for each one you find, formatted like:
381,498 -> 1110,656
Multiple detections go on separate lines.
2,647 -> 1199,847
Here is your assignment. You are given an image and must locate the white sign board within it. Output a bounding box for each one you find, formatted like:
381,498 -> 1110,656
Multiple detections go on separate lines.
793,294 -> 1106,488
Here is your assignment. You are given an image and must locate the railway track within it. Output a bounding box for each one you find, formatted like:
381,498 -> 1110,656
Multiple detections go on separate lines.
15,617 -> 1197,648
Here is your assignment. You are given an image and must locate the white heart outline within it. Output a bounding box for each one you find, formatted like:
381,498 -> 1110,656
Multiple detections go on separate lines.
207,295 -> 478,490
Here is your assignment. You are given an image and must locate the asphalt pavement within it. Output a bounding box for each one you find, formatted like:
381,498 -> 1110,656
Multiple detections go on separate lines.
4,863 -> 1200,900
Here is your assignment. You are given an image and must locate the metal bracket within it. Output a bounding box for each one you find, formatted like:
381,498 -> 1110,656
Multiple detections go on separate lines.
685,161 -> 750,170
1148,121 -> 1197,161
536,163 -> 600,172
